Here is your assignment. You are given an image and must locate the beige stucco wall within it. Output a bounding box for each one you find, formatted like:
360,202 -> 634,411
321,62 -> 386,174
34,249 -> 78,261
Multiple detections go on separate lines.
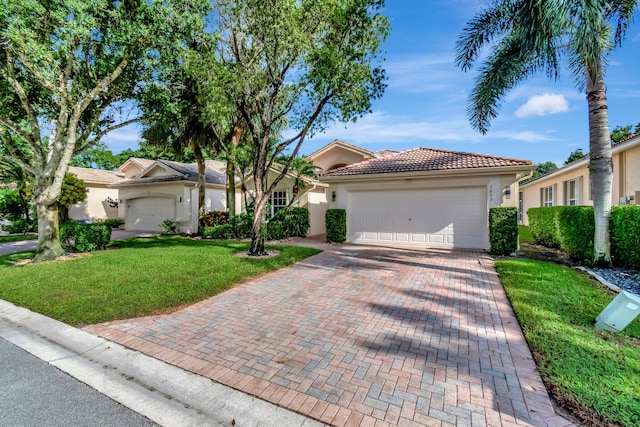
69,186 -> 119,220
310,147 -> 371,172
520,142 -> 640,224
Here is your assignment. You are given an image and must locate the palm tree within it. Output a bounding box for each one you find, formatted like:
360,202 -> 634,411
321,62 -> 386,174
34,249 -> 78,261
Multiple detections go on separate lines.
455,0 -> 637,264
276,155 -> 319,206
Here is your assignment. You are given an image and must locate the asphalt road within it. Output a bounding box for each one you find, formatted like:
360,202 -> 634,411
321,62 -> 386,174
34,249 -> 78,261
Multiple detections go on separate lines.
0,337 -> 158,427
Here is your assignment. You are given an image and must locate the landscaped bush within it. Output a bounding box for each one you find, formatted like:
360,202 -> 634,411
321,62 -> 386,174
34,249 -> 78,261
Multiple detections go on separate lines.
229,212 -> 253,239
100,218 -> 125,229
60,222 -> 112,252
160,219 -> 179,234
527,207 -> 562,247
266,220 -> 287,240
610,205 -> 640,269
489,207 -> 518,256
202,211 -> 229,227
9,218 -> 36,234
202,224 -> 234,239
269,207 -> 310,238
325,209 -> 346,243
557,206 -> 594,264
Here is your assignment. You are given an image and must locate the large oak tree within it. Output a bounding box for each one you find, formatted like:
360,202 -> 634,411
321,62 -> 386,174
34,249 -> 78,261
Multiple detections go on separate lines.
0,0 -> 208,261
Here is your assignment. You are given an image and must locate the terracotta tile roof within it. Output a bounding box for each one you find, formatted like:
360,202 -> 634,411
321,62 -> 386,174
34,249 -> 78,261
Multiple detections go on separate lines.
68,167 -> 125,184
322,147 -> 532,177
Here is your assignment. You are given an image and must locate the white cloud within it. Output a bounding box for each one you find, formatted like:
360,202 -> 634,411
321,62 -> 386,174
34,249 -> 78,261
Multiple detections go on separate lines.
633,32 -> 640,42
515,93 -> 570,118
100,124 -> 142,153
385,55 -> 464,95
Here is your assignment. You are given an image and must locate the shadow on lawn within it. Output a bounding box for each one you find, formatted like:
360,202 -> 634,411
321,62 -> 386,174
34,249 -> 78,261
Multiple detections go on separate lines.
108,235 -> 250,251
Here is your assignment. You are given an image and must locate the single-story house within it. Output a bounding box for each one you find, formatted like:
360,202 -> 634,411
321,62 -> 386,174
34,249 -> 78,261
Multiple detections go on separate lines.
68,166 -> 123,221
316,141 -> 534,249
519,134 -> 640,225
110,158 -> 230,233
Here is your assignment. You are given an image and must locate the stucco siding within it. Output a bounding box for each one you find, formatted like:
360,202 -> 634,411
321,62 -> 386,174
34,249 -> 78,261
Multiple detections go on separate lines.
69,186 -> 119,220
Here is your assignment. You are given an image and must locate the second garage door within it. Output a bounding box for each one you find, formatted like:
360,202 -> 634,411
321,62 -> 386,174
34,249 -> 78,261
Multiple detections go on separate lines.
127,197 -> 176,232
347,187 -> 487,249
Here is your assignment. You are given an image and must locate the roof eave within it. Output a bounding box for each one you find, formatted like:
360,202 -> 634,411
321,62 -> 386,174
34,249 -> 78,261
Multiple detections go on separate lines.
320,164 -> 535,182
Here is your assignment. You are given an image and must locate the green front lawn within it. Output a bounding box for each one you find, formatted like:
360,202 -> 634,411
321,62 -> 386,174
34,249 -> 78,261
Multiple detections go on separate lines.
0,236 -> 320,326
496,258 -> 640,426
0,234 -> 37,243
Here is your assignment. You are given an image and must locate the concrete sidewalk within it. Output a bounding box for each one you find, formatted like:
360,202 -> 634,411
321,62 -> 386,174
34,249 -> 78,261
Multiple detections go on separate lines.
0,299 -> 323,427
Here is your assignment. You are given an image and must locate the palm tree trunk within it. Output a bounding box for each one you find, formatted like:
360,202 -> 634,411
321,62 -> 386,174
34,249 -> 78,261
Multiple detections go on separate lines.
586,61 -> 613,265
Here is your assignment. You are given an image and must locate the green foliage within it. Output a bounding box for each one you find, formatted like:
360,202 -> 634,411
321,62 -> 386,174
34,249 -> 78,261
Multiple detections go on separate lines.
610,206 -> 640,269
527,207 -> 562,248
160,219 -> 180,235
9,218 -> 36,234
495,259 -> 640,426
58,173 -> 88,208
203,211 -> 229,227
519,161 -> 558,184
518,225 -> 534,243
557,206 -> 595,264
203,224 -> 234,240
489,207 -> 518,255
564,148 -> 586,165
325,209 -> 347,243
60,222 -> 112,252
611,123 -> 640,143
100,218 -> 124,229
0,188 -> 24,221
269,207 -> 310,238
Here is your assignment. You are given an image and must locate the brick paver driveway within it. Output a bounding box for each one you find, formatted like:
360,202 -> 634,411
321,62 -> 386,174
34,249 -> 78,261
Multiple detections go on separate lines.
87,245 -> 572,427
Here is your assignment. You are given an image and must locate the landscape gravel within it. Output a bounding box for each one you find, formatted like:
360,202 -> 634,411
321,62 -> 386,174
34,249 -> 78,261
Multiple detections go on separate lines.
587,267 -> 640,296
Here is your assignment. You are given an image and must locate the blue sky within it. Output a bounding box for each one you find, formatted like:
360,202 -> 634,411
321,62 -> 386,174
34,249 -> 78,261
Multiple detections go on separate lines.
103,0 -> 640,166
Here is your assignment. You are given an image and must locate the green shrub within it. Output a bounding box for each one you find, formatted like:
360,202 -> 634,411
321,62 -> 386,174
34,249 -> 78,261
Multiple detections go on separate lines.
266,221 -> 287,240
202,211 -> 229,227
325,209 -> 346,243
527,207 -> 562,247
557,206 -> 594,264
60,222 -> 112,252
160,219 -> 179,234
229,212 -> 253,239
202,224 -> 233,239
610,205 -> 640,269
270,207 -> 310,238
9,218 -> 36,234
101,218 -> 124,228
489,207 -> 518,255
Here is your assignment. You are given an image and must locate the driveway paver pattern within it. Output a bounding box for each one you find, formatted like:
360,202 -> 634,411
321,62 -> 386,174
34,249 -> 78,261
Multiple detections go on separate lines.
86,246 -> 572,427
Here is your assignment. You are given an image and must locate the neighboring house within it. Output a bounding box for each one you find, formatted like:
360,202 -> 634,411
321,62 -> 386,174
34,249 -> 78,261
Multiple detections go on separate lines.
68,166 -> 124,221
520,134 -> 640,225
110,158 -> 229,234
318,143 -> 533,249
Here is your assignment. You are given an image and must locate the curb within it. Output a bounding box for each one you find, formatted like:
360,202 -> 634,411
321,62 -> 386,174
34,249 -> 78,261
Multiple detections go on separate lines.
0,299 -> 323,427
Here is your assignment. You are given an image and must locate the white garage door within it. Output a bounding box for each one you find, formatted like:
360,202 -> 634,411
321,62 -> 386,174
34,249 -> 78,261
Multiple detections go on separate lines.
127,197 -> 176,232
347,187 -> 487,249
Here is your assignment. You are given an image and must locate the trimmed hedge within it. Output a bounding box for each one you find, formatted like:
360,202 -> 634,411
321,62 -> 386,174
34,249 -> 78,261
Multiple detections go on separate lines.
610,205 -> 640,269
528,205 -> 640,268
557,206 -> 595,264
60,222 -> 112,252
528,207 -> 562,248
202,211 -> 228,227
325,209 -> 346,243
489,207 -> 518,256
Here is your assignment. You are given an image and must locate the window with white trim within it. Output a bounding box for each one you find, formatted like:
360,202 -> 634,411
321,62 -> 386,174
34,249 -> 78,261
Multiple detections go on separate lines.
566,178 -> 580,206
269,191 -> 287,217
542,186 -> 554,207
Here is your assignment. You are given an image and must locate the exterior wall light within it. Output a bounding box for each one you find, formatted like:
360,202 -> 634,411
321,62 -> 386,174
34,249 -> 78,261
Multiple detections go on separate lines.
331,191 -> 336,202
504,186 -> 511,199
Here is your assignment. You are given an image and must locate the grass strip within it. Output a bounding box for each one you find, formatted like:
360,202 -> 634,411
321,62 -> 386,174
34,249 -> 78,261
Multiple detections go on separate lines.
495,258 -> 640,426
0,236 -> 320,326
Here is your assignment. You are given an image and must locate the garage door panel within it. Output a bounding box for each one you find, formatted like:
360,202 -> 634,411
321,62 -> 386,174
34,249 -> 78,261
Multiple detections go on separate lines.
128,197 -> 176,232
347,188 -> 487,249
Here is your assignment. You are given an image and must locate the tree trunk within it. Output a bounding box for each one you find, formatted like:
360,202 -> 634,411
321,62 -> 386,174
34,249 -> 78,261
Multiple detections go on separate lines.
586,61 -> 613,265
193,143 -> 206,232
226,123 -> 243,218
34,201 -> 64,262
226,148 -> 237,217
249,196 -> 268,255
